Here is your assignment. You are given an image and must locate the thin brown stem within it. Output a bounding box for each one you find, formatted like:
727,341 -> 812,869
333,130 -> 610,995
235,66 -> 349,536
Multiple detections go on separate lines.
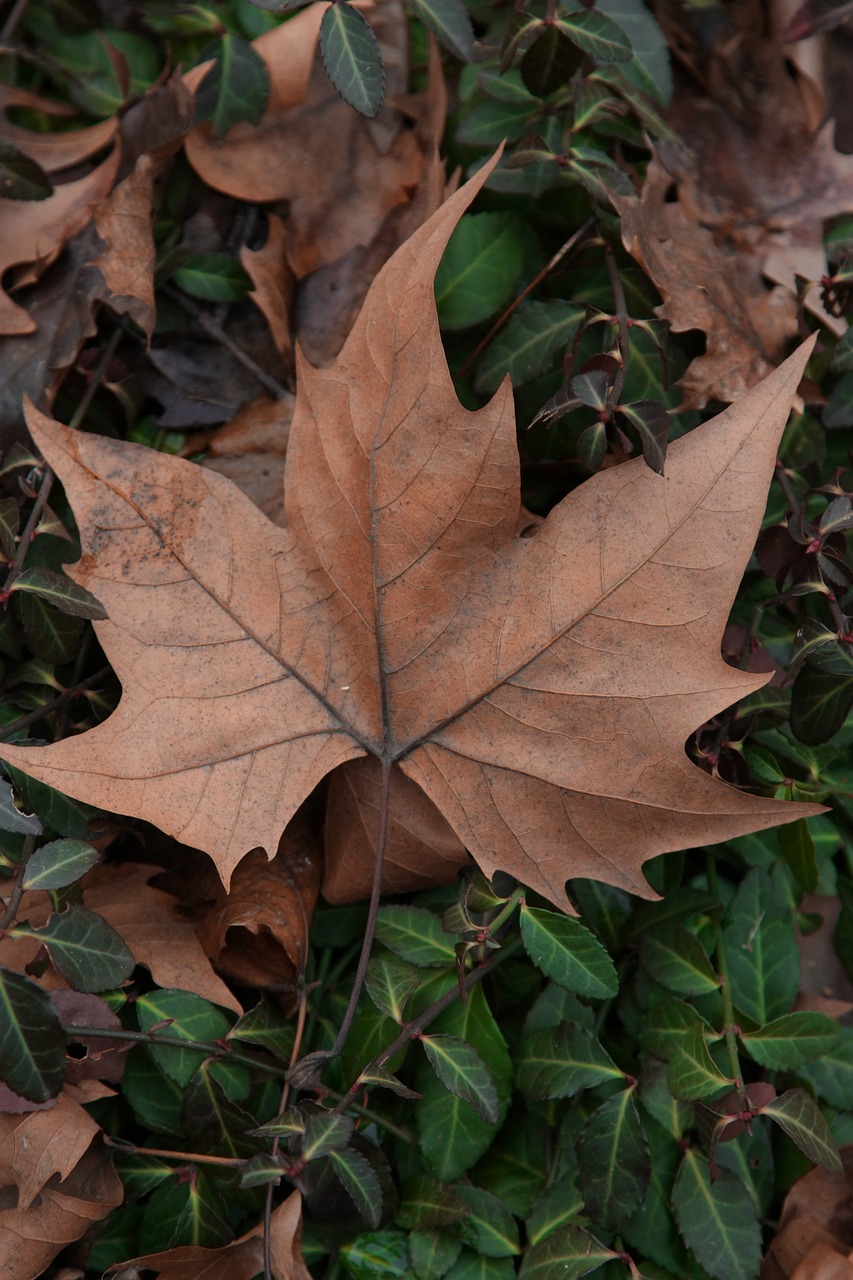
0,834 -> 37,932
59,1024 -> 288,1076
286,758 -> 393,1087
458,220 -> 595,379
3,470 -> 54,593
1,0 -> 30,39
605,245 -> 630,407
103,1137 -> 244,1168
68,327 -> 123,432
0,665 -> 112,742
162,285 -> 290,400
264,985 -> 308,1280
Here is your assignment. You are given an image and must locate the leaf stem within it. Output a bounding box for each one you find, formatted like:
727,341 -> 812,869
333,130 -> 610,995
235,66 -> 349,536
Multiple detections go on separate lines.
59,1024 -> 288,1076
705,853 -> 745,1099
0,665 -> 113,742
0,833 -> 37,932
103,1136 -> 244,1168
286,757 -> 393,1087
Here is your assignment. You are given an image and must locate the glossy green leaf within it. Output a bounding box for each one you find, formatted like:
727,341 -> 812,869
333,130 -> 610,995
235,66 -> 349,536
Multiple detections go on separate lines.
526,1172 -> 584,1247
472,1110 -> 548,1217
2,765 -> 97,839
520,906 -> 618,998
194,33 -> 269,137
302,1112 -> 355,1160
595,0 -> 671,103
444,1251 -> 514,1280
616,398 -> 670,474
0,966 -> 66,1102
415,983 -> 512,1180
406,0 -> 473,61
577,1087 -> 650,1229
366,956 -> 422,1023
50,29 -> 160,116
520,26 -> 580,96
435,213 -> 525,330
722,869 -> 799,1025
397,1177 -> 468,1230
180,1062 -> 256,1158
16,905 -> 133,992
516,1023 -> 622,1100
791,664 -> 853,744
227,997 -> 295,1061
329,1146 -> 384,1228
456,100 -> 536,147
320,2 -> 385,118
409,1230 -> 463,1280
172,253 -> 252,302
22,838 -> 100,890
622,1117 -> 686,1274
458,1186 -> 520,1257
139,1170 -> 231,1252
0,778 -> 42,835
10,567 -> 107,620
672,1153 -> 761,1280
421,1034 -> 499,1123
136,989 -> 233,1086
640,926 -> 720,995
778,818 -> 819,893
19,591 -> 84,663
376,905 -> 456,966
474,301 -> 584,396
759,1088 -> 842,1173
577,422 -> 607,472
519,1225 -> 616,1280
741,1011 -> 840,1069
358,1062 -> 422,1098
666,1022 -> 732,1102
240,1153 -> 285,1188
555,7 -> 632,60
121,1049 -> 184,1135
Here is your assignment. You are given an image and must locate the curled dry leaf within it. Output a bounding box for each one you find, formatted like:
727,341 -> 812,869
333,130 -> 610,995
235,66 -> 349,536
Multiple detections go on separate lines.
107,1188 -> 310,1280
241,213 -> 293,365
184,2 -> 423,280
0,1093 -> 121,1280
91,154 -> 157,341
0,158 -> 823,912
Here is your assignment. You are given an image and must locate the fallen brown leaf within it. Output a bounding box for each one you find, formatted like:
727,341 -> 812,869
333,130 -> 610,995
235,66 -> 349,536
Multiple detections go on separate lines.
91,154 -> 157,341
241,213 -> 293,365
1,159 -> 822,912
762,1146 -> 853,1280
0,84 -> 117,175
190,393 -> 293,527
107,1188 -> 309,1280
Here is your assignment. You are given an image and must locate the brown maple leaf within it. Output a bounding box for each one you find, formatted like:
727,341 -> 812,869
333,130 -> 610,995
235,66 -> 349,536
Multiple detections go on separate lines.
1,159 -> 822,912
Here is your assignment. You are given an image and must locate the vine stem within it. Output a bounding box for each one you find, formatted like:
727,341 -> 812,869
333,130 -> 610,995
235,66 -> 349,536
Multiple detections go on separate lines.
58,1024 -> 289,1077
286,757 -> 393,1087
604,244 -> 630,407
264,984 -> 308,1280
0,665 -> 113,742
0,833 -> 37,932
103,1137 -> 244,1169
705,852 -> 745,1103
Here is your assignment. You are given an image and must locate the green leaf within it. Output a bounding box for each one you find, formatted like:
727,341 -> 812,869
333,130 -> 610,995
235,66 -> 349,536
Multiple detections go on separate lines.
778,818 -> 819,894
17,905 -> 134,992
358,1062 -> 422,1098
616,399 -> 670,474
50,29 -> 160,116
320,2 -> 385,118
121,1049 -> 184,1135
409,1230 -> 463,1280
340,1231 -> 409,1279
577,1087 -> 650,1229
569,878 -> 633,952
519,1225 -> 616,1280
722,869 -> 799,1025
472,1110 -> 548,1217
240,1153 -> 285,1188
791,664 -> 853,745
524,982 -> 594,1034
759,1088 -> 842,1173
0,966 -> 66,1102
435,213 -> 525,330
640,926 -> 720,995
1,766 -> 98,839
515,1023 -> 623,1100
457,1186 -> 520,1257
555,7 -> 632,60
376,906 -> 457,966
18,592 -> 84,664
595,0 -> 672,103
445,1251 -> 514,1280
672,1153 -> 761,1280
22,838 -> 100,890
415,983 -> 512,1180
520,26 -> 580,96
406,0 -> 473,61
638,1058 -> 693,1139
10,567 -> 107,620
194,33 -> 269,137
180,1062 -> 257,1158
526,1172 -> 583,1247
474,301 -> 584,396
794,1018 -> 850,1111
0,140 -> 52,200
666,1022 -> 732,1102
136,989 -> 233,1086
420,1034 -> 499,1123
330,1146 -> 384,1228
397,1177 -> 468,1229
577,422 -> 607,472
302,1112 -> 355,1160
0,496 -> 19,560
366,956 -> 422,1023
139,1170 -> 231,1252
622,1117 -> 686,1274
519,906 -> 618,998
457,100 -> 536,148
227,997 -> 295,1061
0,778 -> 42,835
741,1011 -> 840,1069
172,253 -> 252,302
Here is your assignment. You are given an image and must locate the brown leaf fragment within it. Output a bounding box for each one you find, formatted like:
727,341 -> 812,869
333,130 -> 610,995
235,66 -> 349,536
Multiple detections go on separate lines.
192,394 -> 293,527
324,757 -> 468,902
0,146 -> 120,335
49,990 -> 131,1086
0,84 -> 117,173
795,894 -> 853,1017
80,863 -> 242,1014
194,818 -> 321,997
1,160 -> 824,911
763,1147 -> 853,1280
241,214 -> 293,364
0,1122 -> 121,1280
92,154 -> 157,340
107,1188 -> 308,1280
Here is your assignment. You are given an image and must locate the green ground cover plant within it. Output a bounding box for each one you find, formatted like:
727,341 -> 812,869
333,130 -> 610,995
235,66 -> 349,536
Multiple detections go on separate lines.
1,1 -> 852,1278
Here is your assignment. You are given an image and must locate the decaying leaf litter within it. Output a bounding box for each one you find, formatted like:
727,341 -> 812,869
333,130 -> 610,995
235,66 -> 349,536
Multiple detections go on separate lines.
1,1 -> 853,1278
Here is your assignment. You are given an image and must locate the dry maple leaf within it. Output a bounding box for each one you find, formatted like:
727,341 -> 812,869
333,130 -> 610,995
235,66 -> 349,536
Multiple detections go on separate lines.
1,159 -> 822,912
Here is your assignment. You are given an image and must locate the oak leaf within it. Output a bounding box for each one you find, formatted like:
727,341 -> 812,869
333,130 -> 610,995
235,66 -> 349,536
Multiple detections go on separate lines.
1,159 -> 821,912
